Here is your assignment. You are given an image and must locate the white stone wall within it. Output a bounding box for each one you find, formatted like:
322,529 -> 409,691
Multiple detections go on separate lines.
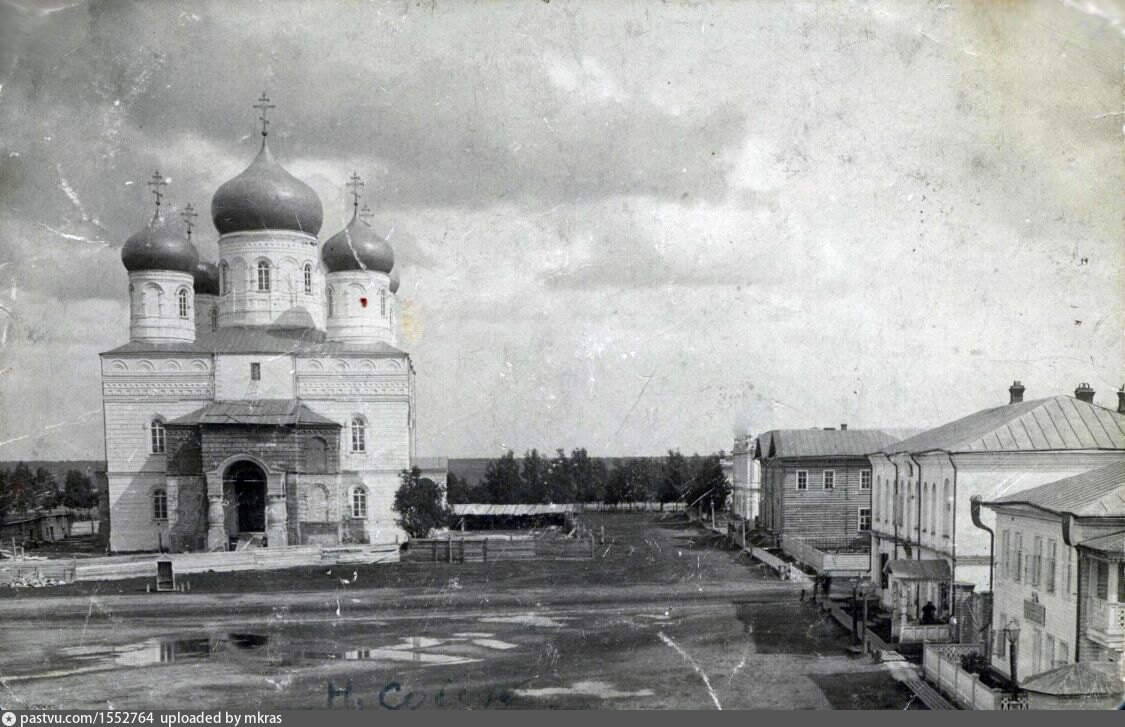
218,230 -> 324,329
195,293 -> 219,335
325,270 -> 394,344
214,353 -> 296,400
128,270 -> 196,342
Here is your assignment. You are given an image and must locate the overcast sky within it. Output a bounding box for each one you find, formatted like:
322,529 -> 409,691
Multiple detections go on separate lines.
0,0 -> 1121,461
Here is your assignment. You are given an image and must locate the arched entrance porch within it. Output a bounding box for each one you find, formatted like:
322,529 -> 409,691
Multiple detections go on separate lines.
224,460 -> 267,534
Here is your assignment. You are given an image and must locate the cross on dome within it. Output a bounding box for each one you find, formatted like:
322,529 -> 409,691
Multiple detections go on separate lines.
180,203 -> 199,240
346,171 -> 365,212
253,91 -> 275,137
147,170 -> 168,212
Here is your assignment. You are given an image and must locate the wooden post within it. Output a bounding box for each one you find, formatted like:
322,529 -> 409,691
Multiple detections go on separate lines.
741,520 -> 746,549
600,525 -> 605,544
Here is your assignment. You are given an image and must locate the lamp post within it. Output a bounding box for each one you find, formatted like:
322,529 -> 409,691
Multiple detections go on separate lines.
1005,620 -> 1021,701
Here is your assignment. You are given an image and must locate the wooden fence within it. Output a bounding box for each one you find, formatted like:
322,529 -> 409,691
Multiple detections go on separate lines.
402,535 -> 594,563
922,642 -> 1009,710
574,502 -> 685,512
0,560 -> 77,585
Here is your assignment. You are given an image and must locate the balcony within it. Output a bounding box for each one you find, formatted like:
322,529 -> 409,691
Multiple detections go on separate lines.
1086,598 -> 1125,649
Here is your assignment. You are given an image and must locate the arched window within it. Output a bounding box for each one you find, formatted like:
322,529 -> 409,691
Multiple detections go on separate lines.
942,478 -> 952,537
209,307 -> 219,332
380,288 -> 387,317
256,261 -> 271,292
153,488 -> 168,521
326,286 -> 335,317
150,418 -> 166,454
350,486 -> 368,518
219,262 -> 229,294
303,264 -> 313,294
177,289 -> 190,318
350,416 -> 366,453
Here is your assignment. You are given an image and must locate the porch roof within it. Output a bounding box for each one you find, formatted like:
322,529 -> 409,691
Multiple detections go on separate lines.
1020,662 -> 1123,697
1076,531 -> 1125,558
167,399 -> 340,427
884,559 -> 951,581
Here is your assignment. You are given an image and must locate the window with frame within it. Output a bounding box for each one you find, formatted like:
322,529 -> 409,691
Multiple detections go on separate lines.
1118,563 -> 1125,603
209,307 -> 219,332
150,418 -> 166,454
153,488 -> 168,521
1014,532 -> 1023,583
1058,640 -> 1069,665
177,289 -> 190,318
303,264 -> 313,294
250,362 -> 261,381
942,478 -> 952,537
256,261 -> 271,291
1046,539 -> 1057,593
1002,529 -> 1011,579
1096,560 -> 1109,600
823,470 -> 835,490
921,483 -> 929,532
326,286 -> 335,317
350,486 -> 368,518
795,470 -> 808,490
1031,536 -> 1042,586
858,507 -> 871,532
350,416 -> 366,453
995,612 -> 1008,658
860,470 -> 871,490
219,262 -> 228,294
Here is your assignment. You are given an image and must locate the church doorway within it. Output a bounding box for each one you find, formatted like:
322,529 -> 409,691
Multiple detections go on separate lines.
225,460 -> 267,533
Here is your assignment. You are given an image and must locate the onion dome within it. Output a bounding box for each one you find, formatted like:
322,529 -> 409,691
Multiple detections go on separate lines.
211,139 -> 323,236
121,212 -> 199,274
389,266 -> 400,293
193,261 -> 220,295
321,211 -> 395,274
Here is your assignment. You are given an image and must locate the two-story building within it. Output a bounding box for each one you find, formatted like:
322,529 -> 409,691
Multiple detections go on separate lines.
869,382 -> 1125,635
758,427 -> 898,575
731,434 -> 761,522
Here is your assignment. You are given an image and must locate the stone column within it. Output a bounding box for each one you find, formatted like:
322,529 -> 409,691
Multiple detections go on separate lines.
267,494 -> 288,548
206,496 -> 226,551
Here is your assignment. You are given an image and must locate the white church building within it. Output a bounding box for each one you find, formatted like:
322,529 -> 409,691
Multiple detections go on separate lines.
100,98 -> 445,552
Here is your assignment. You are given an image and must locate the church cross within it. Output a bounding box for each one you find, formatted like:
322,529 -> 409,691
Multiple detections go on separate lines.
346,171 -> 365,212
181,203 -> 199,239
147,170 -> 168,210
253,91 -> 276,137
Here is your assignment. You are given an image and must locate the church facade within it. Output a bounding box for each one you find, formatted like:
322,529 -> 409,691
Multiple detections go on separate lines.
100,102 -> 444,552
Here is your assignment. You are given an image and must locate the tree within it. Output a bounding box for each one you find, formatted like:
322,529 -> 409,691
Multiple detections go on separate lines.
604,463 -> 630,505
481,450 -> 523,504
660,450 -> 690,505
62,470 -> 98,509
521,449 -> 549,503
688,454 -> 731,515
392,466 -> 453,539
445,472 -> 475,504
9,462 -> 32,512
0,468 -> 11,525
31,468 -> 60,510
546,449 -> 576,503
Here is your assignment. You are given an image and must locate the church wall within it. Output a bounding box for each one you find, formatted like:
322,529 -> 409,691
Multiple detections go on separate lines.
106,471 -> 167,552
218,231 -> 325,330
199,425 -> 302,478
214,354 -> 295,400
168,475 -> 207,551
165,426 -> 203,474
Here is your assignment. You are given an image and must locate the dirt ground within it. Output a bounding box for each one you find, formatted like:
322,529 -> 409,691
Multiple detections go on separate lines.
0,514 -> 915,710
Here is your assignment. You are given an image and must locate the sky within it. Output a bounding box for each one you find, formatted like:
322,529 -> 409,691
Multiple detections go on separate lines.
0,0 -> 1121,461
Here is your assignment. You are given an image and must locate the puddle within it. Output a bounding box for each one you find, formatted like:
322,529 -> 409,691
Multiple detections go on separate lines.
481,614 -> 570,628
513,681 -> 655,699
453,632 -> 495,638
471,639 -> 518,650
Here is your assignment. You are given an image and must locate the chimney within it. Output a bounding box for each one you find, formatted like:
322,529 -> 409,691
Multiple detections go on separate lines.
1117,385 -> 1124,414
1074,383 -> 1095,403
840,423 -> 848,431
1008,380 -> 1025,404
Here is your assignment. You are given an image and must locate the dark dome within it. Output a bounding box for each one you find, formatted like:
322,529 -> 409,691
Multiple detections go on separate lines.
211,140 -> 323,236
321,212 -> 395,274
121,213 -> 199,274
193,261 -> 220,295
389,266 -> 400,293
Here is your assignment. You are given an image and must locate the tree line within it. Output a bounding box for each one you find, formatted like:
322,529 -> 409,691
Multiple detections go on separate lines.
446,448 -> 730,513
0,464 -> 99,524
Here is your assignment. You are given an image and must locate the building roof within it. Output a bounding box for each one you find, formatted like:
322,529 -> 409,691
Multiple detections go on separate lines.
103,326 -> 407,356
757,429 -> 899,459
1020,662 -> 1124,697
884,559 -> 951,580
451,504 -> 575,517
990,461 -> 1125,517
883,396 -> 1125,455
1075,531 -> 1125,557
166,399 -> 340,427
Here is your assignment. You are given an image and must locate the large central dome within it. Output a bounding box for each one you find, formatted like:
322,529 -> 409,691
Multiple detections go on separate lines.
211,139 -> 323,236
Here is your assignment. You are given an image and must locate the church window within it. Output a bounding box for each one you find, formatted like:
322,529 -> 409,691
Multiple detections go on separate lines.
326,286 -> 335,317
257,261 -> 271,292
250,362 -> 261,381
303,264 -> 313,294
177,289 -> 190,318
350,486 -> 368,518
150,418 -> 166,454
219,262 -> 229,294
350,416 -> 366,453
209,307 -> 218,331
153,489 -> 168,521
380,289 -> 387,317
